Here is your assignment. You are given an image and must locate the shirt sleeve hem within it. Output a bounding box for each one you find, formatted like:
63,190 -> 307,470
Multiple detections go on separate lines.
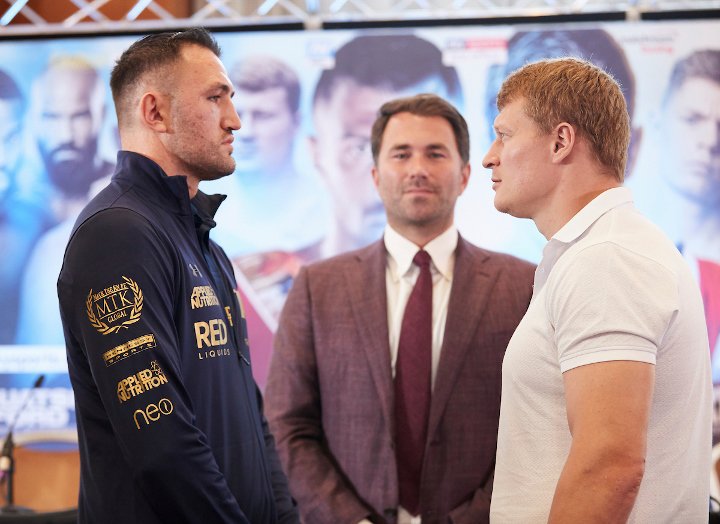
560,347 -> 656,373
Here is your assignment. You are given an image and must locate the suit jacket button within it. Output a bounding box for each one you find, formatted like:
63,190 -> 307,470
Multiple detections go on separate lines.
383,508 -> 397,518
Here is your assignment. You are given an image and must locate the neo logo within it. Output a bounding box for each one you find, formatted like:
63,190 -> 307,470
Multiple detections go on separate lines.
133,398 -> 174,429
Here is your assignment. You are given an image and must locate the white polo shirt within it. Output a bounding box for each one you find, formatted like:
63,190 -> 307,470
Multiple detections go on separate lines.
490,187 -> 712,523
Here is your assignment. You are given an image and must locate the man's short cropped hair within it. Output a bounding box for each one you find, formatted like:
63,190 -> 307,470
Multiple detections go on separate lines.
0,69 -> 22,104
312,34 -> 461,110
486,29 -> 636,142
498,57 -> 630,183
663,49 -> 720,106
110,27 -> 221,127
371,93 -> 469,165
231,56 -> 300,113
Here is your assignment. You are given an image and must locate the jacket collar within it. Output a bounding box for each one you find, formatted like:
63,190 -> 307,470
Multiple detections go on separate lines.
113,151 -> 226,219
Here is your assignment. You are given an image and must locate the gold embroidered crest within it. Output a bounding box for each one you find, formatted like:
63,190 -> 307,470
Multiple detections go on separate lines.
86,276 -> 144,335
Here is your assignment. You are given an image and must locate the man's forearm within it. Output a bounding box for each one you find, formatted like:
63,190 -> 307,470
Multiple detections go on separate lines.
548,449 -> 645,523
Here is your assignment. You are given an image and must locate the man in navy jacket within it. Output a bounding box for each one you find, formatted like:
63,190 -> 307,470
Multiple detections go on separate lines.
57,28 -> 298,524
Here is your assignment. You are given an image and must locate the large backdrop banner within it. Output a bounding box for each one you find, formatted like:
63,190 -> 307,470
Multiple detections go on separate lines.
0,19 -> 719,438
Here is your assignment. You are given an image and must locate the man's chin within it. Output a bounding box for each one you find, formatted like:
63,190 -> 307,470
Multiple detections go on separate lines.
493,195 -> 510,215
202,170 -> 234,182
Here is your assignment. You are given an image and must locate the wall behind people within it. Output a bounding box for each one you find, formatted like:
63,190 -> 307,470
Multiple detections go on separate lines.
0,20 -> 718,440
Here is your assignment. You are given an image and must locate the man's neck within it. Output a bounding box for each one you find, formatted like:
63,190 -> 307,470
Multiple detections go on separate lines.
387,221 -> 454,249
535,183 -> 620,240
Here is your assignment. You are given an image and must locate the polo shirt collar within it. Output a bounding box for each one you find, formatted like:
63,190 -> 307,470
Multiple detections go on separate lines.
552,186 -> 633,244
384,223 -> 458,282
534,187 -> 634,295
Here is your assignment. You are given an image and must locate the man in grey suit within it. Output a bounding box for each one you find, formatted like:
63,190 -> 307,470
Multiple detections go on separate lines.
265,94 -> 534,524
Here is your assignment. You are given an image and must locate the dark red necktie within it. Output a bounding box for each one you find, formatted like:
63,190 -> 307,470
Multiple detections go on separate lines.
698,259 -> 720,355
395,249 -> 432,516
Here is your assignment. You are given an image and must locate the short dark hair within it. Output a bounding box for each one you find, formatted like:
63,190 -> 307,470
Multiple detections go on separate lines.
110,28 -> 221,126
312,34 -> 461,111
664,49 -> 720,105
231,56 -> 300,113
371,93 -> 469,165
0,68 -> 22,104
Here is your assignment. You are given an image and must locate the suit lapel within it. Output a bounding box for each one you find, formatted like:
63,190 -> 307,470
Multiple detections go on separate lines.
427,238 -> 496,437
344,241 -> 394,429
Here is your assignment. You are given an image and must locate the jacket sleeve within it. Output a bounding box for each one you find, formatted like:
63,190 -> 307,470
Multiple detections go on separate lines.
264,266 -> 376,524
448,470 -> 492,524
58,208 -> 250,524
256,385 -> 300,523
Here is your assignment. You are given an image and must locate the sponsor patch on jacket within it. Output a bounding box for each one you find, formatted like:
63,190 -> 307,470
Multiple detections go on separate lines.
103,333 -> 156,367
117,360 -> 168,403
133,397 -> 174,430
190,286 -> 219,309
87,276 -> 143,335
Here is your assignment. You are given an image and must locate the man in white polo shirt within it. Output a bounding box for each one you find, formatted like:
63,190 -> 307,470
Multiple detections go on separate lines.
483,57 -> 712,523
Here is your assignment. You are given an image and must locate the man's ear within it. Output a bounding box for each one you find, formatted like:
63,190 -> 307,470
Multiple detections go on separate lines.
459,163 -> 471,195
139,92 -> 169,133
308,135 -> 323,176
552,122 -> 575,162
371,165 -> 380,189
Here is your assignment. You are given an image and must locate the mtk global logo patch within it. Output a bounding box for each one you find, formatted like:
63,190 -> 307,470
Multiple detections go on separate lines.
87,275 -> 144,335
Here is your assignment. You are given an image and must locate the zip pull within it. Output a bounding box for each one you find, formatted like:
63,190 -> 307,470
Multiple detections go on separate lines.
239,352 -> 250,366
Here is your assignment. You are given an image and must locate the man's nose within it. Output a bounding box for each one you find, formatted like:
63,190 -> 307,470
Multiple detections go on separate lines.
408,156 -> 430,177
482,144 -> 499,169
55,117 -> 74,144
225,104 -> 241,132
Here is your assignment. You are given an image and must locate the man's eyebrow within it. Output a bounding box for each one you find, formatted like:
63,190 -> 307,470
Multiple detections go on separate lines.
493,123 -> 509,134
210,82 -> 234,96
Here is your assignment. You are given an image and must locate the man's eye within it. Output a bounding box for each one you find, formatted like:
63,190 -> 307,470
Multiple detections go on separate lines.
683,114 -> 705,125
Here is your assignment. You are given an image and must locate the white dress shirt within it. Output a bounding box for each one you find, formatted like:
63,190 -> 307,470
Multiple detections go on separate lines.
377,223 -> 457,524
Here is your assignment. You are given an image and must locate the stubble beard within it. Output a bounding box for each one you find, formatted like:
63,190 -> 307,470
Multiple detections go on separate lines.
174,138 -> 236,182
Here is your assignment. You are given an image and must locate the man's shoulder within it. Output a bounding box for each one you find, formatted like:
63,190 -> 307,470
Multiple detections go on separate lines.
459,236 -> 536,272
68,180 -> 167,260
305,241 -> 383,274
74,197 -> 134,236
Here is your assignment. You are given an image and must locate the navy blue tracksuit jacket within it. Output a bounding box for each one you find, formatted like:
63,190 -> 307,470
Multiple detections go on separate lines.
58,151 -> 298,524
